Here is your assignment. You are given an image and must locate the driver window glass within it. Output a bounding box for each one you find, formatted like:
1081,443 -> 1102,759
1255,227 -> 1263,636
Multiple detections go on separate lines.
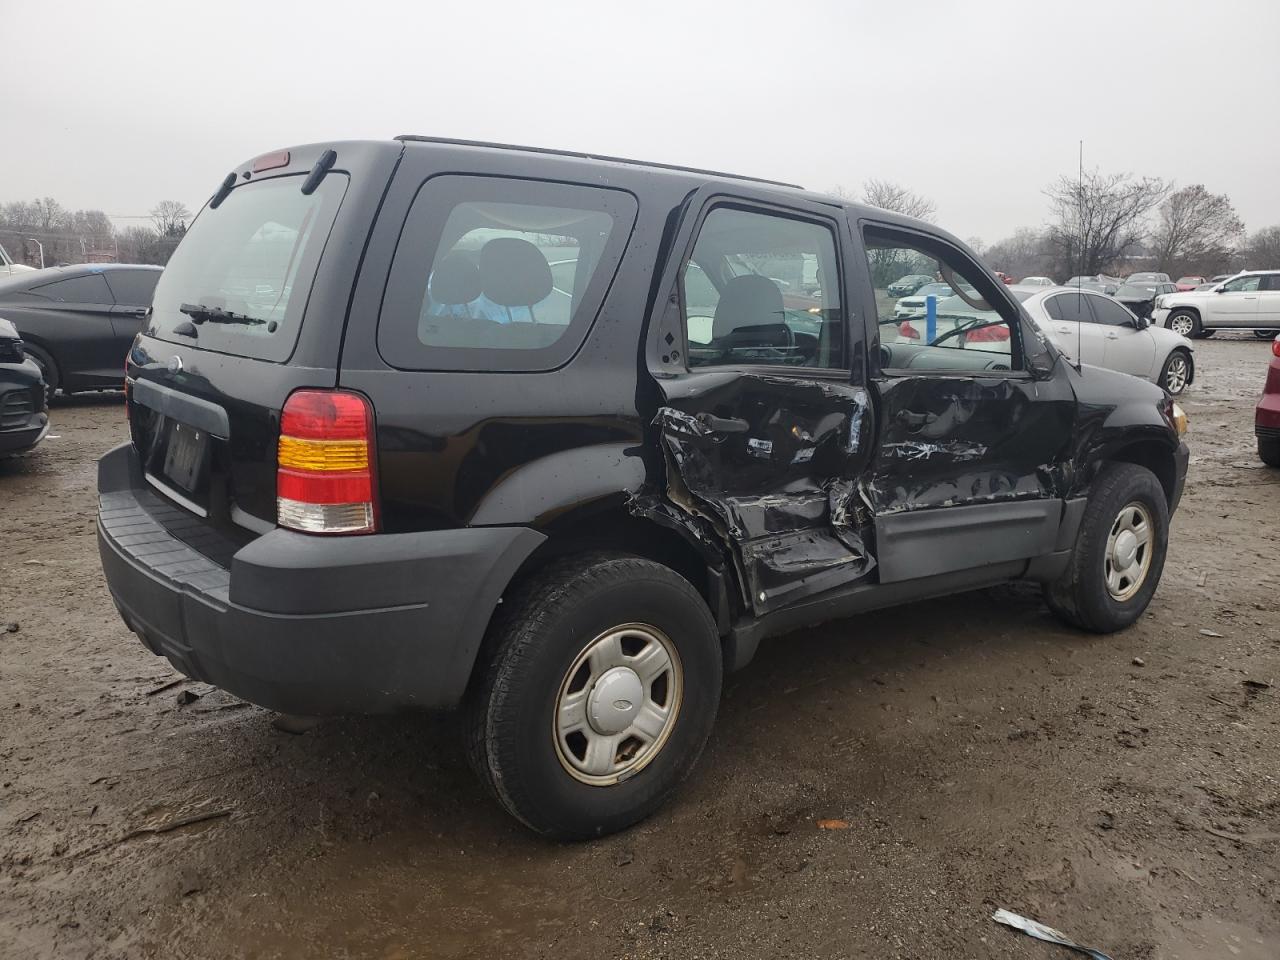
1089,295 -> 1134,326
1223,275 -> 1261,293
1045,293 -> 1091,322
680,207 -> 844,369
864,231 -> 1020,371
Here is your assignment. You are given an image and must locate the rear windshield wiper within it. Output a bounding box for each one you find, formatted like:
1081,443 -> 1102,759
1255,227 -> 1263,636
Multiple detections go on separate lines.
179,303 -> 267,327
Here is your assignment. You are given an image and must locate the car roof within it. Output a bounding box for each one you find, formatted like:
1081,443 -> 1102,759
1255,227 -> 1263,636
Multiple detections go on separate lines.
0,262 -> 161,295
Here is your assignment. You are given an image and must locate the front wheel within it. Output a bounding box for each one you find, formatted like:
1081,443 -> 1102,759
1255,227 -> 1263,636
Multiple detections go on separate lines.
1166,310 -> 1199,338
465,555 -> 722,839
1044,463 -> 1169,633
1158,349 -> 1192,395
23,343 -> 60,396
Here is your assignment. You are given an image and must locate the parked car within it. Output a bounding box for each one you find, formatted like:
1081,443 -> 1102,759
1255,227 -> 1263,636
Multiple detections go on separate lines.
1019,276 -> 1055,286
1064,275 -> 1118,295
1175,276 -> 1207,292
892,282 -> 956,318
1153,270 -> 1280,338
0,264 -> 162,394
1127,272 -> 1173,284
1009,285 -> 1194,394
1115,280 -> 1178,320
0,317 -> 49,457
0,243 -> 35,280
1257,335 -> 1280,467
886,273 -> 935,297
97,137 -> 1189,839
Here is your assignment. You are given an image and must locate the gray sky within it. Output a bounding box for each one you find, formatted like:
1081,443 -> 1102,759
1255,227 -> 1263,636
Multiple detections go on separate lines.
7,0 -> 1279,244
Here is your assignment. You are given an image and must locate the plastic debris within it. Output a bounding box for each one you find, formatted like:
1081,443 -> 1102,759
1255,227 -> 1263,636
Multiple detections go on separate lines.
816,819 -> 850,830
992,909 -> 1114,960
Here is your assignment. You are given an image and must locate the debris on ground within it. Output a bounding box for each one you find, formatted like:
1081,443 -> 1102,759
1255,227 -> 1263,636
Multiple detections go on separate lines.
145,678 -> 186,697
1132,656 -> 1145,667
175,689 -> 203,706
1199,629 -> 1224,637
992,909 -> 1114,960
1241,679 -> 1271,690
816,819 -> 850,830
3,622 -> 19,633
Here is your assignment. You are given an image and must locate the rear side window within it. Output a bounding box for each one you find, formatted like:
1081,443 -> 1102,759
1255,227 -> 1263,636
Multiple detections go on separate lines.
147,174 -> 349,362
32,273 -> 113,303
378,176 -> 637,372
104,269 -> 161,306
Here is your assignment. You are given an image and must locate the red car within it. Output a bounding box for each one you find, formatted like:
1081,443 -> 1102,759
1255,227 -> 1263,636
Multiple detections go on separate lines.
1257,335 -> 1280,467
993,271 -> 1015,285
1175,275 -> 1207,292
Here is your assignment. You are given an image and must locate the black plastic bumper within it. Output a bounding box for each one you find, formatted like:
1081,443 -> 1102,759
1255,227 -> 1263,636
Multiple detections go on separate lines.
1170,440 -> 1190,515
0,415 -> 47,455
96,443 -> 545,714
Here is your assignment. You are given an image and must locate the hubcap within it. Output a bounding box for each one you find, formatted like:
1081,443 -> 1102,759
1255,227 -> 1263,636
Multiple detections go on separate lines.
553,623 -> 682,786
1164,355 -> 1188,394
1170,315 -> 1193,336
1105,502 -> 1154,602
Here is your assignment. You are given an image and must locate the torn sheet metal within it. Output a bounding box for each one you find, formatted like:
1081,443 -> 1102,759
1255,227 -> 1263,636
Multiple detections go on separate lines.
651,381 -> 875,616
882,440 -> 987,461
992,909 -> 1114,960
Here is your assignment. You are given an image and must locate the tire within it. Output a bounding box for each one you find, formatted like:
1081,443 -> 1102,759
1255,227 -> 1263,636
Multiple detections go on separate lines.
1044,463 -> 1169,633
1166,309 -> 1199,338
1254,329 -> 1278,340
1158,349 -> 1192,395
1260,437 -> 1280,468
464,554 -> 722,839
24,343 -> 59,395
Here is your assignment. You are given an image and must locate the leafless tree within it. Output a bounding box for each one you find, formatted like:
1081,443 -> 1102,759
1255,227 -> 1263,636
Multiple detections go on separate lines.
983,228 -> 1057,281
860,179 -> 937,221
1150,185 -> 1243,276
1046,170 -> 1167,277
1245,226 -> 1280,269
33,197 -> 68,232
150,200 -> 191,238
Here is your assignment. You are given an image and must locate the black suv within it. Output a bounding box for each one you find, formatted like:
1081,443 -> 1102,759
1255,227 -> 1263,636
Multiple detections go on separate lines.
97,138 -> 1189,838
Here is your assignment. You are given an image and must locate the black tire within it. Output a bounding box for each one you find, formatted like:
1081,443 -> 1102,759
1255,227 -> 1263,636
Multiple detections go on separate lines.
1166,309 -> 1200,338
464,554 -> 722,839
1260,438 -> 1280,468
1254,329 -> 1278,340
1158,349 -> 1192,395
24,343 -> 59,395
1044,463 -> 1169,634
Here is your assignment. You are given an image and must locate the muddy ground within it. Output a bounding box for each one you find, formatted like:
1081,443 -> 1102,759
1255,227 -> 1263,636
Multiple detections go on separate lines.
2,334 -> 1277,960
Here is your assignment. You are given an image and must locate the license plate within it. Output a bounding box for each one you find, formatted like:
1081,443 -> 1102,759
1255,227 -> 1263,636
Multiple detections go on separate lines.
161,420 -> 208,493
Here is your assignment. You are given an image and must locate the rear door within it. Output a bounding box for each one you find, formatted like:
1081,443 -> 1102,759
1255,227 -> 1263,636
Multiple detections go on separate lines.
1258,273 -> 1280,326
646,191 -> 876,616
1088,293 -> 1156,378
104,268 -> 161,345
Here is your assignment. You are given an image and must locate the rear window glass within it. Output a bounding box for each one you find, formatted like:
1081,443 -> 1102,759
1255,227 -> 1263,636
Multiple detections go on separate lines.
104,269 -> 161,306
147,174 -> 348,362
378,176 -> 637,372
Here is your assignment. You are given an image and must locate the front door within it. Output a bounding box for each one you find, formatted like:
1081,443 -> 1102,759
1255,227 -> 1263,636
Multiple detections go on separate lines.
1087,292 -> 1156,377
1209,274 -> 1261,327
859,222 -> 1076,583
1043,290 -> 1107,367
24,271 -> 121,386
648,197 -> 876,616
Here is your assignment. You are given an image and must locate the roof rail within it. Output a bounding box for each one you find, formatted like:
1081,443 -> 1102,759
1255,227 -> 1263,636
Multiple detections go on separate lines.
393,135 -> 802,189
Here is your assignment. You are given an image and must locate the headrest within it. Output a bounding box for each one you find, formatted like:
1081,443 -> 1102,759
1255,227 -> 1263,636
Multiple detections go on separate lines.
713,274 -> 784,339
428,252 -> 481,306
479,238 -> 553,307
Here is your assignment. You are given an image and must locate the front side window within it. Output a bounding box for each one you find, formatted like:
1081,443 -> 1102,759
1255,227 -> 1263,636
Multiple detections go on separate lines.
378,177 -> 636,371
680,207 -> 844,369
1045,292 -> 1092,322
1089,295 -> 1135,326
1223,275 -> 1261,293
866,229 -> 1021,372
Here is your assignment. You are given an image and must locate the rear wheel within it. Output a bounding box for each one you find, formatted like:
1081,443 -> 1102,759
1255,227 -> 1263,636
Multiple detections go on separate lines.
1158,349 -> 1191,395
1254,329 -> 1278,340
465,554 -> 722,839
1045,463 -> 1169,633
1260,438 -> 1280,468
1166,310 -> 1198,338
24,343 -> 59,396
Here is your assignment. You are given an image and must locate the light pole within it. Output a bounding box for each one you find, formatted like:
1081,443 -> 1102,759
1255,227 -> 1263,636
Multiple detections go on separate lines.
26,238 -> 44,269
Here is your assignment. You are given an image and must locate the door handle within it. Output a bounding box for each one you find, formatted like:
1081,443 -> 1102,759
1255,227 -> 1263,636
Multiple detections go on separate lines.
1056,326 -> 1071,334
696,412 -> 750,433
1244,296 -> 1258,301
1105,332 -> 1119,339
897,410 -> 938,429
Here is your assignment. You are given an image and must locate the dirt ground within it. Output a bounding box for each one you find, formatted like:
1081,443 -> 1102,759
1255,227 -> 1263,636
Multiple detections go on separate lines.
2,335 -> 1277,960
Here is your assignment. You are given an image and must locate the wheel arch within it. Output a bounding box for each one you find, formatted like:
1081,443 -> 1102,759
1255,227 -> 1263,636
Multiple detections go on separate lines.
1105,438 -> 1178,507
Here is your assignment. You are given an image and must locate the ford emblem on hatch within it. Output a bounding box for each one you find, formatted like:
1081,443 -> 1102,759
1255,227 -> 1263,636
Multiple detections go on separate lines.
167,356 -> 182,373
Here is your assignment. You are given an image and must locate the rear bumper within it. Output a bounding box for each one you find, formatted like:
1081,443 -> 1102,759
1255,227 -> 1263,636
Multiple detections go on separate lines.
1256,394 -> 1280,433
96,443 -> 545,714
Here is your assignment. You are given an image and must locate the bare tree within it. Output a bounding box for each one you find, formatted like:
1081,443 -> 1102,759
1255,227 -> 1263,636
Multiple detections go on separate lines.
33,197 -> 68,232
150,200 -> 191,238
1245,226 -> 1280,269
1046,170 -> 1167,277
983,228 -> 1057,281
1150,185 -> 1243,276
861,179 -> 937,221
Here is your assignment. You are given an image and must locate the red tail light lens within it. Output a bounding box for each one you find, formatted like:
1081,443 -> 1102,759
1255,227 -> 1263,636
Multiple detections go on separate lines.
1273,335 -> 1280,358
276,390 -> 378,534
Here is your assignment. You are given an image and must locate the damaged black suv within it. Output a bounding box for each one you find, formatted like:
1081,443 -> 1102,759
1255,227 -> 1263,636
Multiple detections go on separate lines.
98,138 -> 1189,838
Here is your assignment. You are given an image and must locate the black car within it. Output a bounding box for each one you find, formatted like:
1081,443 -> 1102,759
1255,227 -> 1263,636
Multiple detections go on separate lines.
0,264 -> 162,394
97,137 -> 1190,839
0,318 -> 49,456
1115,280 -> 1177,319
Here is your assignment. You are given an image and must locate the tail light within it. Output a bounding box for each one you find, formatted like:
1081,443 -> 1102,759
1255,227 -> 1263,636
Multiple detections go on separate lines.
276,390 -> 379,534
899,321 -> 920,339
1273,336 -> 1280,359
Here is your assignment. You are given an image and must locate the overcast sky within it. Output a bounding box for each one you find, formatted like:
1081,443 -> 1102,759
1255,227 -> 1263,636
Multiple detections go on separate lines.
6,0 -> 1278,244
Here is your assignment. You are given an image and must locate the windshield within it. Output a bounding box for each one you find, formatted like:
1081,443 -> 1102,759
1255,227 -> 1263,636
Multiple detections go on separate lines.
1116,283 -> 1157,297
147,174 -> 348,362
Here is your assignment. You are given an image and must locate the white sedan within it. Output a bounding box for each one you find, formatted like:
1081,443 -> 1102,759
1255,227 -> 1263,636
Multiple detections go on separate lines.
1011,285 -> 1195,395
